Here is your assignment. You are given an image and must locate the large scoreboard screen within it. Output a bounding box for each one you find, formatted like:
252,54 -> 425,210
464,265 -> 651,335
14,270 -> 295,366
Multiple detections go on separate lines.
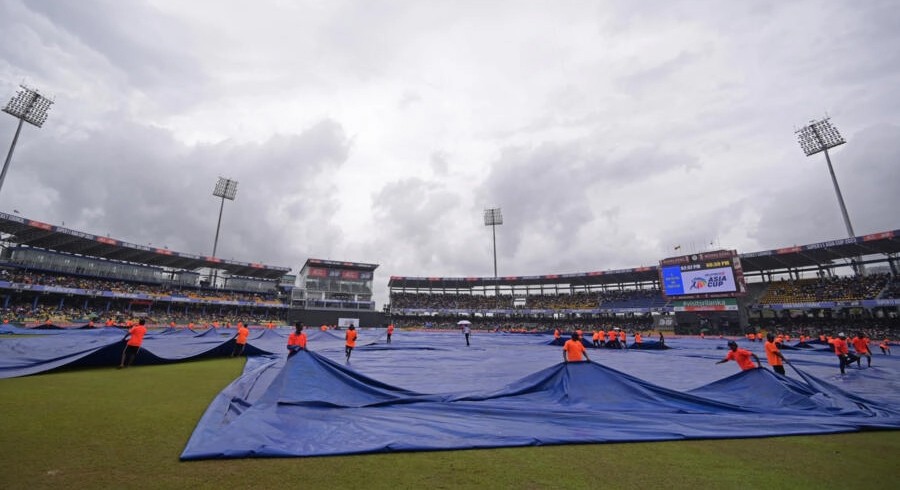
659,250 -> 746,300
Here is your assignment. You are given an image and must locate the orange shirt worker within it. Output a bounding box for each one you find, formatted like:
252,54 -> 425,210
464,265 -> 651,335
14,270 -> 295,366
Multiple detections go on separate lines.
232,323 -> 250,357
851,333 -> 872,368
287,322 -> 307,357
345,325 -> 357,361
715,340 -> 761,371
118,318 -> 148,369
829,333 -> 859,374
563,333 -> 590,363
386,324 -> 394,344
878,338 -> 891,355
764,333 -> 788,375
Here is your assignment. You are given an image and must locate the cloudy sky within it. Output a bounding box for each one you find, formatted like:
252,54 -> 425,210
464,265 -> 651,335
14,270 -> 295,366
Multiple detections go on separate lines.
1,0 -> 898,305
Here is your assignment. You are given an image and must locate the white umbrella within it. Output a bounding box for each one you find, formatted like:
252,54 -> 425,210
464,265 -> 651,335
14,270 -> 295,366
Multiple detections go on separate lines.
457,320 -> 472,325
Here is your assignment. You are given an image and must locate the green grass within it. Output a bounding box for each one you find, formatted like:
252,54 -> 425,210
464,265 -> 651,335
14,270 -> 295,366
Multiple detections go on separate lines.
1,358 -> 897,489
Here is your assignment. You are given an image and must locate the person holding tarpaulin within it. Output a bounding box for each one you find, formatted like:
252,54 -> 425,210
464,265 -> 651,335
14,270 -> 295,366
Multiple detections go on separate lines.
118,318 -> 147,369
851,332 -> 872,368
287,322 -> 307,357
829,332 -> 859,374
764,332 -> 788,375
563,332 -> 590,363
715,340 -> 761,371
878,337 -> 891,355
232,321 -> 250,357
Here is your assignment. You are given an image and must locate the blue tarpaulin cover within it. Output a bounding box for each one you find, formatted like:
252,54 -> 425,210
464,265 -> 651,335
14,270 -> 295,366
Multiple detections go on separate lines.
179,331 -> 899,459
2,326 -> 897,458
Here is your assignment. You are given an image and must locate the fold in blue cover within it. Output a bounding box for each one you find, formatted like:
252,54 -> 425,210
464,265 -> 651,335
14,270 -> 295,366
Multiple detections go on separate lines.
180,349 -> 900,460
0,327 -> 282,378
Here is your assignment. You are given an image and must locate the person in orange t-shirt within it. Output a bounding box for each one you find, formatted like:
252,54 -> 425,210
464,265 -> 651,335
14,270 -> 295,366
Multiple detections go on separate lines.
851,332 -> 872,368
553,328 -> 561,341
118,318 -> 147,369
607,329 -> 618,348
764,333 -> 788,375
345,325 -> 358,361
563,333 -> 590,363
715,340 -> 760,371
287,322 -> 307,357
828,333 -> 859,374
878,338 -> 891,355
386,324 -> 394,344
591,331 -> 600,348
232,322 -> 250,357
634,332 -> 643,345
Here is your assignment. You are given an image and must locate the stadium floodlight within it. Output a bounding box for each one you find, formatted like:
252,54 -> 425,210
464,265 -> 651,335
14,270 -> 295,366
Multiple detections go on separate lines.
795,117 -> 863,274
210,177 -> 238,286
484,207 -> 503,297
1,84 -> 54,197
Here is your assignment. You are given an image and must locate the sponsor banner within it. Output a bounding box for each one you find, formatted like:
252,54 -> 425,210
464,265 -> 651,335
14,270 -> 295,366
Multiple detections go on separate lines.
598,307 -> 652,313
756,299 -> 899,310
863,231 -> 894,241
803,237 -> 858,251
308,259 -> 378,269
0,212 -> 26,224
660,249 -> 736,266
872,298 -> 900,307
662,265 -> 737,296
673,299 -> 738,312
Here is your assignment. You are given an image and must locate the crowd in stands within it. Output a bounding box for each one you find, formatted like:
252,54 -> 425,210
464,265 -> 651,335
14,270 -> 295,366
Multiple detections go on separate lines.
390,293 -> 516,310
389,316 -> 656,333
0,270 -> 284,305
881,276 -> 900,299
747,316 -> 899,342
757,274 -> 891,304
390,289 -> 665,311
1,299 -> 288,328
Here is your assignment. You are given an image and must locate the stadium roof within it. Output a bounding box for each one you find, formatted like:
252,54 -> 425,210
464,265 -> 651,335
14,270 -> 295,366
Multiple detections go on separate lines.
302,258 -> 379,272
0,212 -> 291,279
738,230 -> 900,273
389,229 -> 900,290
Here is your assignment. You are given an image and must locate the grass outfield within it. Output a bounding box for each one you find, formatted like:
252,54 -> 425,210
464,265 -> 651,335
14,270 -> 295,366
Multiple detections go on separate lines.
1,358 -> 897,489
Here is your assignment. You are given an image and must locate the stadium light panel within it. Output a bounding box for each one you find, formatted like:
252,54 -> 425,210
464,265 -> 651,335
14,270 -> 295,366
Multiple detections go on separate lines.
484,207 -> 503,226
3,85 -> 54,128
796,117 -> 845,157
794,116 -> 862,275
213,177 -> 238,200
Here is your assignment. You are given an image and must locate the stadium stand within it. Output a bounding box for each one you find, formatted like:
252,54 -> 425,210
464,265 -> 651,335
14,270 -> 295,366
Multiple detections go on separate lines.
389,230 -> 900,335
756,274 -> 890,304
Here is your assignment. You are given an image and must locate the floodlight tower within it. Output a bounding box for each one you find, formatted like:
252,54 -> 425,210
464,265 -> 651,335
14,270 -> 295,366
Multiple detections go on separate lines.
210,177 -> 238,286
795,117 -> 864,274
484,207 -> 503,298
1,85 -> 54,197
